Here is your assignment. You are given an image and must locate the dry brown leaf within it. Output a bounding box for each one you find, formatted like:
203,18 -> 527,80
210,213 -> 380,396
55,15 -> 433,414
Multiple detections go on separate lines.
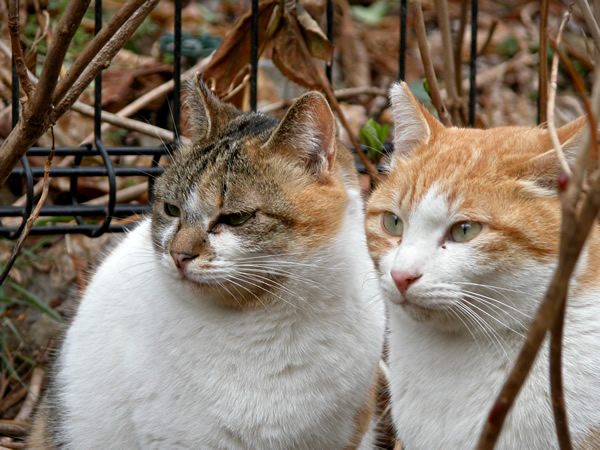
202,0 -> 280,98
297,8 -> 333,62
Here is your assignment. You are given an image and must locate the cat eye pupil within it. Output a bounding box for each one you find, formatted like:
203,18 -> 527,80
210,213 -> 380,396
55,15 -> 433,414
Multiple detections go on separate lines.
382,212 -> 403,236
165,203 -> 181,217
221,211 -> 254,226
450,221 -> 482,243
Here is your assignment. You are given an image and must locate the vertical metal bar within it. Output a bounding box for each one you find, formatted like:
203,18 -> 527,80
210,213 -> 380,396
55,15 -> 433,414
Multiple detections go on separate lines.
173,0 -> 181,146
91,0 -> 115,237
90,142 -> 116,237
468,0 -> 478,127
326,0 -> 334,83
250,0 -> 259,112
399,0 -> 407,80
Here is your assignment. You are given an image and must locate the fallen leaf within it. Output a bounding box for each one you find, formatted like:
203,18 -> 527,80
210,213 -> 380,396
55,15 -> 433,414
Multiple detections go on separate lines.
202,0 -> 281,97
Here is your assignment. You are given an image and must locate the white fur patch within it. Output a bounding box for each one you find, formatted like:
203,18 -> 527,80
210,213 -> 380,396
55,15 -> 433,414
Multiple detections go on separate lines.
389,83 -> 430,163
55,199 -> 385,448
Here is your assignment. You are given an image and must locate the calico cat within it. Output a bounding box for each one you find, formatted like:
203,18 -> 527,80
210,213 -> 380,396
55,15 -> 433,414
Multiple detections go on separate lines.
365,82 -> 600,449
28,74 -> 385,449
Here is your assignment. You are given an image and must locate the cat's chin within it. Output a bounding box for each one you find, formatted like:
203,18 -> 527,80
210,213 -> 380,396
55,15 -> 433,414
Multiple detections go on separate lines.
396,298 -> 463,332
173,272 -> 274,309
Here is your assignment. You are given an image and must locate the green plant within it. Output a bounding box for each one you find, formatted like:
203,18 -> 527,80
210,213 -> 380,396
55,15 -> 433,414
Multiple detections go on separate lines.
359,118 -> 390,163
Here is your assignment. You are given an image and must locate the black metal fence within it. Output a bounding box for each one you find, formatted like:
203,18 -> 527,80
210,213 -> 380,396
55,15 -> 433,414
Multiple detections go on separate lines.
0,0 -> 479,238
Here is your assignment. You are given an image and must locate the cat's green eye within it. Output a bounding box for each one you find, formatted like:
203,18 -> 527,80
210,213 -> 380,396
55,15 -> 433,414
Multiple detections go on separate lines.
222,211 -> 254,226
382,212 -> 403,236
450,221 -> 482,243
164,203 -> 181,218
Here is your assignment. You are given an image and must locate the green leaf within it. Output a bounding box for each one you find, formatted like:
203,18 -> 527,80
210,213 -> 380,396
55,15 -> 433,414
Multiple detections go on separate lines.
351,0 -> 389,25
359,118 -> 391,163
7,281 -> 63,324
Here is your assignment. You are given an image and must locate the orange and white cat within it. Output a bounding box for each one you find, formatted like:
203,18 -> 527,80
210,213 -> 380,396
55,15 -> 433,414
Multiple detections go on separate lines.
366,82 -> 600,448
28,75 -> 385,449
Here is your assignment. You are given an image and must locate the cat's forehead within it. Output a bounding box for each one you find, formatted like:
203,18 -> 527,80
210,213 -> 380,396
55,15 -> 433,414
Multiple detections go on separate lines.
383,127 -> 552,214
165,113 -> 279,191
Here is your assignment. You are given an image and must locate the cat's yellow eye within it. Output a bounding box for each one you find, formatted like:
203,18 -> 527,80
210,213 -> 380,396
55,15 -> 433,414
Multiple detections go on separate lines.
164,203 -> 181,218
450,221 -> 482,243
222,211 -> 254,226
382,212 -> 403,236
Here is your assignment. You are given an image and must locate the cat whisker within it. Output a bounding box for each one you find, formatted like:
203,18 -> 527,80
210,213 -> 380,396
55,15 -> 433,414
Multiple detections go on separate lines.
219,273 -> 270,310
229,265 -> 337,295
231,272 -> 308,311
214,275 -> 248,309
454,301 -> 510,359
454,281 -> 524,295
442,307 -> 482,351
461,296 -> 526,339
461,289 -> 531,326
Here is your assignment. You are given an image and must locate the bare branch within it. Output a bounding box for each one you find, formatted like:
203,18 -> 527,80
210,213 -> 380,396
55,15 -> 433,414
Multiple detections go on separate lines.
286,9 -> 378,177
574,0 -> 600,53
260,86 -> 388,114
70,101 -> 186,145
539,0 -> 549,124
14,368 -> 44,422
550,295 -> 572,450
52,0 -> 153,106
0,129 -> 55,287
547,12 -> 573,178
8,0 -> 33,98
51,0 -> 160,123
411,0 -> 452,126
545,13 -> 574,449
477,11 -> 600,445
476,194 -> 599,448
27,0 -> 92,122
453,0 -> 468,98
432,0 -> 463,124
78,56 -> 213,145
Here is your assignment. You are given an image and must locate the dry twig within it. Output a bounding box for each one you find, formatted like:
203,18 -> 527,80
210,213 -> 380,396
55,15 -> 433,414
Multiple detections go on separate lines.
432,0 -> 463,124
0,129 -> 55,287
51,0 -> 160,122
411,0 -> 452,126
545,11 -> 574,449
0,0 -> 160,187
547,12 -> 574,178
7,0 -> 33,98
477,11 -> 599,448
14,368 -> 44,422
539,0 -> 550,124
286,9 -> 378,177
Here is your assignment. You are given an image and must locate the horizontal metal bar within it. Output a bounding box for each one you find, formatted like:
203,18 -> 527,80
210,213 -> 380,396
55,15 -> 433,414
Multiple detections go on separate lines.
10,166 -> 165,177
23,146 -> 170,157
0,204 -> 151,217
0,223 -> 139,236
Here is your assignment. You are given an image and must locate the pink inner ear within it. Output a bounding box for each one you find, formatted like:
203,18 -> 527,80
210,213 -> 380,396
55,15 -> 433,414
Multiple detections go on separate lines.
317,111 -> 336,171
265,91 -> 337,177
306,98 -> 336,173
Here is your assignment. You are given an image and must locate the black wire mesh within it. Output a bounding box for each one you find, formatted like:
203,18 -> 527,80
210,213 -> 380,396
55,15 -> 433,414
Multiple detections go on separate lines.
0,0 -> 479,238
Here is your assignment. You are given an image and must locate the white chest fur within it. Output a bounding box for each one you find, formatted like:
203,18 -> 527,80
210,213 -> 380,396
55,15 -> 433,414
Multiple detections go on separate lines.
56,209 -> 384,449
387,290 -> 600,450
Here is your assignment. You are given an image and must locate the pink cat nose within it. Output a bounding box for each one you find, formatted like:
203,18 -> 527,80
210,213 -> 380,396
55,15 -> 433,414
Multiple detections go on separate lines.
171,251 -> 198,271
391,270 -> 422,294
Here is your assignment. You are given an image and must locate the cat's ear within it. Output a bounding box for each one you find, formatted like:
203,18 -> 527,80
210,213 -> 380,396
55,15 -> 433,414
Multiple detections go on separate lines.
185,72 -> 239,140
264,91 -> 336,178
386,82 -> 444,170
525,116 -> 588,189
